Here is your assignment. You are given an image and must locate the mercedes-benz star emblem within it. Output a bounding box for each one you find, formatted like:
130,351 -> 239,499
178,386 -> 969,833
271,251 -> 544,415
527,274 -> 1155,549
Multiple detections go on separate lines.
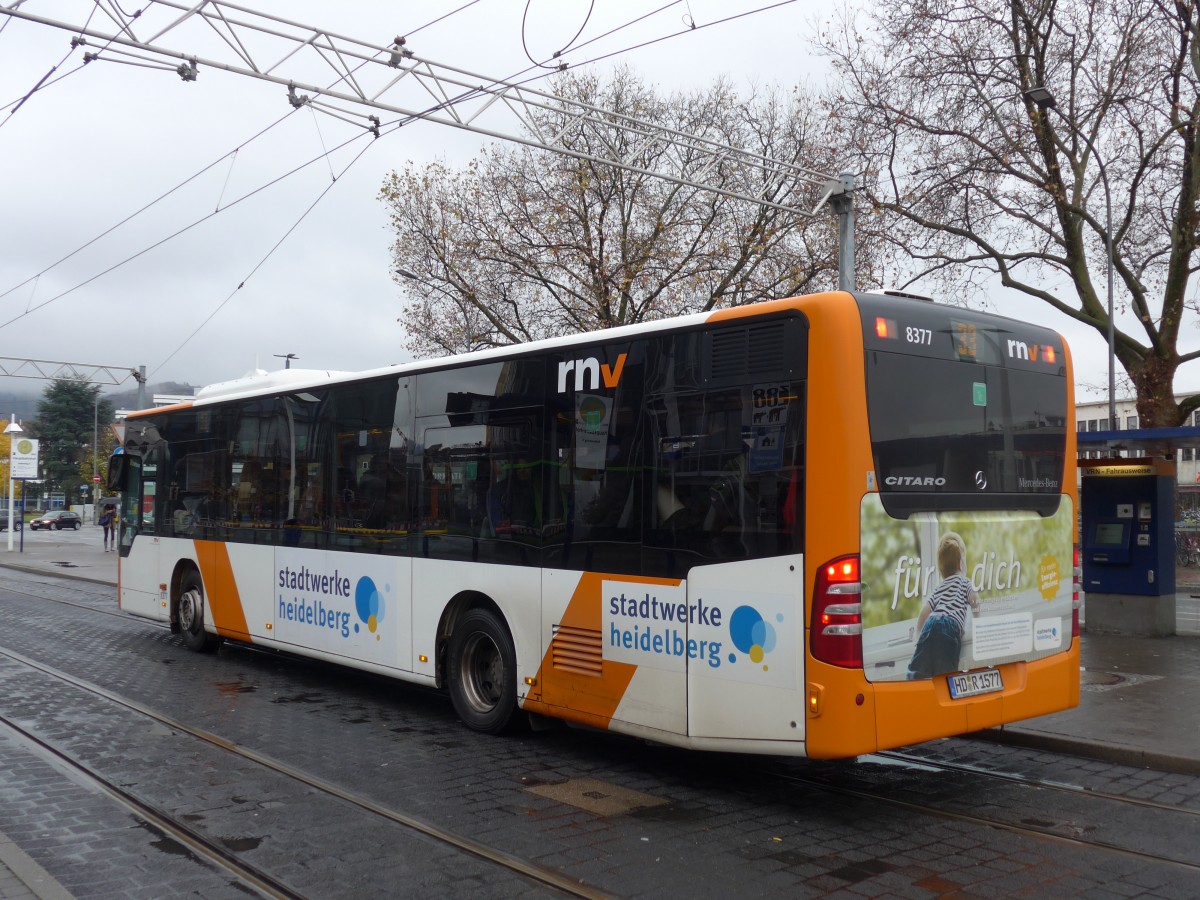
974,470 -> 987,490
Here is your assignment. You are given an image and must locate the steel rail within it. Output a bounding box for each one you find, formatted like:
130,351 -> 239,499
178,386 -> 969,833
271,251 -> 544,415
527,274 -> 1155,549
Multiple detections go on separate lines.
768,765 -> 1200,873
0,644 -> 610,899
872,748 -> 1200,818
0,711 -> 304,900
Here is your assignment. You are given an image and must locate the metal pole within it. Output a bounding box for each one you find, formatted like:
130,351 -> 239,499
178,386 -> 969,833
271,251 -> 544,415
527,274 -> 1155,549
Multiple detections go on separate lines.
833,173 -> 856,292
93,395 -> 99,523
5,413 -> 15,552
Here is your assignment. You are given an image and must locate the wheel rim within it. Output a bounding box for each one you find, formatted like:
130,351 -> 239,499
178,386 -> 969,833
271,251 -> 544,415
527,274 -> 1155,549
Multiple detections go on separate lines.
179,588 -> 202,633
459,632 -> 503,713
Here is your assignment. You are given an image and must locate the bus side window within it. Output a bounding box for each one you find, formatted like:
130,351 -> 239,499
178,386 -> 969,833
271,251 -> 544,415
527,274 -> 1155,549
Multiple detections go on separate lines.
545,342 -> 646,576
645,382 -> 805,574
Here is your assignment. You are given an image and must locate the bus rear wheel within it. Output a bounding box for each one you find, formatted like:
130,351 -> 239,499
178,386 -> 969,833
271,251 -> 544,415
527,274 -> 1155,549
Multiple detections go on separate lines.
178,570 -> 220,653
447,608 -> 517,734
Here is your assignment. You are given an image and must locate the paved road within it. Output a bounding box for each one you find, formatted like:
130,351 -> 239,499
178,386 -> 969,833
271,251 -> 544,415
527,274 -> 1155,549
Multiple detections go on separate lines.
2,565 -> 1199,898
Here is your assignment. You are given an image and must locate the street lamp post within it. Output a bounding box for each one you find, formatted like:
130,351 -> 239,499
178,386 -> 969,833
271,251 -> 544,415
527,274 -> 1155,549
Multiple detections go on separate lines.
1023,86 -> 1117,430
5,415 -> 23,552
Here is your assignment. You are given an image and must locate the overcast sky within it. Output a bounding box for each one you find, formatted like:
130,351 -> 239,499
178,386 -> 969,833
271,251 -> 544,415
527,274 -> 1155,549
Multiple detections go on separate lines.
1,0 -> 1192,406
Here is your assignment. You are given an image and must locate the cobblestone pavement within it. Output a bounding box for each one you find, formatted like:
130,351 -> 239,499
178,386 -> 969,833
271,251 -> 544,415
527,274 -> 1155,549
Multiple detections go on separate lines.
2,569 -> 1200,898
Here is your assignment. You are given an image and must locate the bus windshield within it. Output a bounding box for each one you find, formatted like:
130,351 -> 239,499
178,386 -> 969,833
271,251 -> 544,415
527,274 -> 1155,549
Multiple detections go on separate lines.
859,298 -> 1067,508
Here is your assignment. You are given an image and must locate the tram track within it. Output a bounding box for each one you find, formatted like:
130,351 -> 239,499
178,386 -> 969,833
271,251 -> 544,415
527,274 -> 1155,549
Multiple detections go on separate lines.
5,574 -> 1200,890
0,710 -> 303,899
0,644 -> 610,900
767,759 -> 1200,873
0,578 -> 131,621
872,748 -> 1200,818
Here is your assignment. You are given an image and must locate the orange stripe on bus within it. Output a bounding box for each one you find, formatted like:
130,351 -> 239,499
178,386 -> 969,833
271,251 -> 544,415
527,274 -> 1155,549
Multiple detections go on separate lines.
530,571 -> 680,728
706,295 -> 817,321
194,541 -> 251,640
126,400 -> 193,418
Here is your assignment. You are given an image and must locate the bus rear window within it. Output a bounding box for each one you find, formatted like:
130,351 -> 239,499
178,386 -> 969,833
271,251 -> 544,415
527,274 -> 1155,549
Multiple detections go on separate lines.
866,351 -> 1066,497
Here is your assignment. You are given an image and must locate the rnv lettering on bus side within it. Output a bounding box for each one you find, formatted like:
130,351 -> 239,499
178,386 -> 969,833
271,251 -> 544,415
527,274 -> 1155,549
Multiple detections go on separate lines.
556,353 -> 627,393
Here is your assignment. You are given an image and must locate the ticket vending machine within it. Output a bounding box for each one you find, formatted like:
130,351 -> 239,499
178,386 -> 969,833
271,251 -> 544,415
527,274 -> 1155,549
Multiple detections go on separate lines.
1079,458 -> 1176,636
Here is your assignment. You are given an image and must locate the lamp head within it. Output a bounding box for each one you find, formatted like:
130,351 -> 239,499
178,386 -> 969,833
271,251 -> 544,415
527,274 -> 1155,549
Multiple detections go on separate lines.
1023,86 -> 1056,109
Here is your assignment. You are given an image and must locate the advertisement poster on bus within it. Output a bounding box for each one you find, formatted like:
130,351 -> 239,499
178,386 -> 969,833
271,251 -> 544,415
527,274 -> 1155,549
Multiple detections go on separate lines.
858,495 -> 1074,683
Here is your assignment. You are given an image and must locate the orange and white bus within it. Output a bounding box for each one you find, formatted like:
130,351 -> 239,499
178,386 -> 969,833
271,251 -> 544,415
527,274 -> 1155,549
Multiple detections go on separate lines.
109,290 -> 1079,757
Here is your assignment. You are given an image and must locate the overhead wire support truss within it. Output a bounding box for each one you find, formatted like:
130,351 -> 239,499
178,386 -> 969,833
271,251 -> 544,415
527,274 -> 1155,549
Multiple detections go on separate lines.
0,357 -> 140,386
1,0 -> 849,220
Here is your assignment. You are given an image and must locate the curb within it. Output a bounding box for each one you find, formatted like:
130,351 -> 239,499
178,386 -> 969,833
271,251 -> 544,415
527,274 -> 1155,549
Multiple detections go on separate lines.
974,726 -> 1200,776
0,830 -> 74,900
0,561 -> 116,589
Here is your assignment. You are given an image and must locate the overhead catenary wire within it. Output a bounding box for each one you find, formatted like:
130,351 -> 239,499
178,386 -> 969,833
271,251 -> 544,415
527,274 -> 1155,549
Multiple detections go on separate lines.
0,0 -> 102,127
403,0 -> 485,39
0,126 -> 373,334
522,0 -> 593,69
149,126 -> 384,377
0,108 -> 302,306
0,0 -> 810,380
0,2 -> 488,310
560,0 -> 799,72
554,1 -> 685,59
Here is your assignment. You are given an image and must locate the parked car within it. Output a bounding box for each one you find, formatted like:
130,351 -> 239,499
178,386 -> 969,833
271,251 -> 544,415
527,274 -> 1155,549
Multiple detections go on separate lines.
29,510 -> 82,531
0,517 -> 21,531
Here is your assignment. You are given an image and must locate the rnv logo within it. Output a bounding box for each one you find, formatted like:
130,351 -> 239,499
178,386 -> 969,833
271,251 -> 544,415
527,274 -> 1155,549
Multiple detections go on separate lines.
557,353 -> 627,393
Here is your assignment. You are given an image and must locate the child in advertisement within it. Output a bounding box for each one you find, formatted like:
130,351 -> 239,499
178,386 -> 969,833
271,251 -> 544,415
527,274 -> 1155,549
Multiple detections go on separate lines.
906,531 -> 980,679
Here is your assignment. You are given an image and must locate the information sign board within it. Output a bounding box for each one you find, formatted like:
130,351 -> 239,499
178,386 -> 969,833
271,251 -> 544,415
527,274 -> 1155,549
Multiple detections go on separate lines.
11,438 -> 39,479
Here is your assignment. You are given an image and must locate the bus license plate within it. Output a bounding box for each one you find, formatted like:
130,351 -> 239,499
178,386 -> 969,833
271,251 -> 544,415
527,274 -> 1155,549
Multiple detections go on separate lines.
947,669 -> 1003,699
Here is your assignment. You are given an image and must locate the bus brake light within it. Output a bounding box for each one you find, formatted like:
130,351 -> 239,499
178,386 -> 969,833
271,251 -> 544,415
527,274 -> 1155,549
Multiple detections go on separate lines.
875,317 -> 898,339
811,555 -> 863,668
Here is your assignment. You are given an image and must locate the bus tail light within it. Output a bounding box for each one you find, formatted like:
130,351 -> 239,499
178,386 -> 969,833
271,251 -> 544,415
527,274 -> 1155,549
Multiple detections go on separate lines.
1072,544 -> 1082,638
811,555 -> 863,668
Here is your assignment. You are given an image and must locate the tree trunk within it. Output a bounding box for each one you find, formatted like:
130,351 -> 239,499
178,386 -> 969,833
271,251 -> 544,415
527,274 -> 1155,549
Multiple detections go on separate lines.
1131,354 -> 1183,428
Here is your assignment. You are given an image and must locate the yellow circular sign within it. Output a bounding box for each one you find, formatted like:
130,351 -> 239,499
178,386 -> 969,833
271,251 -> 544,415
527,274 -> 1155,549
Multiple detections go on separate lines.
16,439 -> 33,454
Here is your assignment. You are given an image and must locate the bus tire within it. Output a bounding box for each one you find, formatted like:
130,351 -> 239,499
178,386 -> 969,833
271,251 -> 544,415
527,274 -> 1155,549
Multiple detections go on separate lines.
178,570 -> 220,653
446,607 -> 517,734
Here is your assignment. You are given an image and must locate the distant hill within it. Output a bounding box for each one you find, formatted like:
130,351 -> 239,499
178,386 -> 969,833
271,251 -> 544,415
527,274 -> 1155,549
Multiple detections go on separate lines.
0,379 -> 197,423
0,383 -> 41,424
107,380 -> 198,411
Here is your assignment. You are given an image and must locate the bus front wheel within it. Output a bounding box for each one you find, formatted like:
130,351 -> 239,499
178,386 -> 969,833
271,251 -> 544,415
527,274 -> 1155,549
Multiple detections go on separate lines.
447,608 -> 517,734
178,570 -> 220,653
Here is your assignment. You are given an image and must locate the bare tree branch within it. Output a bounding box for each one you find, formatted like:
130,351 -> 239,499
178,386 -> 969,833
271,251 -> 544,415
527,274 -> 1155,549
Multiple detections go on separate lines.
821,0 -> 1200,426
380,69 -> 860,357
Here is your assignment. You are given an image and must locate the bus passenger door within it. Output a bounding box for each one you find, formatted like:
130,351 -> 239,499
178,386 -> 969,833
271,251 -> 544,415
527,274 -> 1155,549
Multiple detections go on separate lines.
686,554 -> 805,741
116,453 -> 163,619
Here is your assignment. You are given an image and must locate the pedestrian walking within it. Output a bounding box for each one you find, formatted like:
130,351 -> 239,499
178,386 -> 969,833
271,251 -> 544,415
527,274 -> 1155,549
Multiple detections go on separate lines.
99,505 -> 116,551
